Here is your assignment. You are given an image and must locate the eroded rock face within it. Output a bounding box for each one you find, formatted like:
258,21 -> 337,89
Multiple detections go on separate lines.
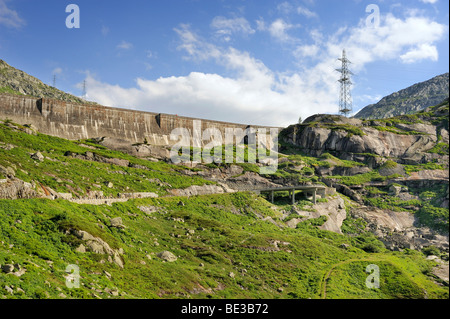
350,206 -> 449,252
286,197 -> 347,234
0,178 -> 40,199
281,109 -> 448,168
289,123 -> 437,160
64,151 -> 130,167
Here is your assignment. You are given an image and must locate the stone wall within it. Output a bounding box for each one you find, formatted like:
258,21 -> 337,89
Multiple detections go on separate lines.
0,94 -> 278,147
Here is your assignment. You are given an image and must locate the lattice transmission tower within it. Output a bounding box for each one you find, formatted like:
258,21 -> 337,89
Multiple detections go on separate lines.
336,49 -> 353,117
82,80 -> 87,100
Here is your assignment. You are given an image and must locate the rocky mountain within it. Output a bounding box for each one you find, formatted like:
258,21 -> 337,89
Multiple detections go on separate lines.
355,73 -> 449,119
0,59 -> 93,104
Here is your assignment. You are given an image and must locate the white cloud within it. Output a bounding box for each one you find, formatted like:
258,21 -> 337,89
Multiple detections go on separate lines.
277,2 -> 294,15
266,18 -> 299,42
211,16 -> 255,41
420,0 -> 438,3
294,44 -> 320,59
0,0 -> 25,28
116,41 -> 133,50
52,67 -> 63,75
324,13 -> 447,72
400,43 -> 439,63
297,6 -> 318,18
174,24 -> 222,61
256,18 -> 266,31
85,24 -> 333,127
84,11 -> 447,128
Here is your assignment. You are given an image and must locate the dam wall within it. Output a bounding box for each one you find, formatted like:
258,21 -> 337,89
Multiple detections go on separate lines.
0,94 -> 278,147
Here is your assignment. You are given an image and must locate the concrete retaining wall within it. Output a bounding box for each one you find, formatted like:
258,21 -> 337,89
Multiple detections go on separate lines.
0,94 -> 278,147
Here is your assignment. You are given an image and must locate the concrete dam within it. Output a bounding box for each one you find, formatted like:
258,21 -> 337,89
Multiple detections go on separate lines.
0,94 -> 279,151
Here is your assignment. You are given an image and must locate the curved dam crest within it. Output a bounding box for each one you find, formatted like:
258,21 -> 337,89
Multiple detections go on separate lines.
0,94 -> 280,148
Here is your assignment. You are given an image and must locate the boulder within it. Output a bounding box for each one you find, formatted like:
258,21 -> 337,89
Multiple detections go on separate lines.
1,264 -> 15,273
157,251 -> 177,262
110,217 -> 125,228
0,165 -> 15,178
31,152 -> 44,162
105,181 -> 114,188
379,163 -> 407,177
0,178 -> 39,199
75,244 -> 86,253
4,285 -> 14,295
389,185 -> 402,196
70,229 -> 124,268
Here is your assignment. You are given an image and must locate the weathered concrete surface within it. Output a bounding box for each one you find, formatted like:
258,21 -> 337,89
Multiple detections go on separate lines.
0,94 -> 278,151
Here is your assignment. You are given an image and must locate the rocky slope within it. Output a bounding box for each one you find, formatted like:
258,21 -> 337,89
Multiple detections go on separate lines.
355,73 -> 449,119
1,108 -> 449,298
0,60 -> 93,104
279,99 -> 449,255
0,60 -> 449,299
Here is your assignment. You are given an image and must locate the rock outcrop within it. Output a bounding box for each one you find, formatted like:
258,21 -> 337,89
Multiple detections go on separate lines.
281,101 -> 449,167
169,184 -> 226,197
64,151 -> 130,167
0,178 -> 40,199
70,229 -> 124,268
286,197 -> 347,234
283,116 -> 438,162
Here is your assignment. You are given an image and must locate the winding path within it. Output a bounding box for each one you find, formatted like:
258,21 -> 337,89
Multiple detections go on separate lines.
319,257 -> 388,299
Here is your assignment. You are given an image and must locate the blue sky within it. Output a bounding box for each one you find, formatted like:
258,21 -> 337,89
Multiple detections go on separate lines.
0,0 -> 448,126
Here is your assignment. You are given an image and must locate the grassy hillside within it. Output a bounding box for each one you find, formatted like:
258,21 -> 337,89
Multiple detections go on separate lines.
0,194 -> 446,299
0,119 -> 448,299
0,120 -> 211,197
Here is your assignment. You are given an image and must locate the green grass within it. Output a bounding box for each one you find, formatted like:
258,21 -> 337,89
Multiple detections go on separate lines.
372,126 -> 423,135
308,123 -> 365,137
319,153 -> 364,168
364,197 -> 422,213
0,121 -> 213,197
403,162 -> 445,174
416,204 -> 449,233
325,170 -> 385,186
323,254 -> 441,299
380,160 -> 398,169
427,143 -> 449,155
0,193 -> 446,299
0,86 -> 23,95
